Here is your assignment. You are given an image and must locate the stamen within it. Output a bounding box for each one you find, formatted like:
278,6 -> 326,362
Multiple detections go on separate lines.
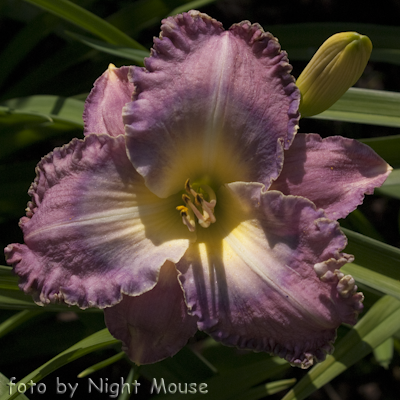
178,179 -> 217,231
183,194 -> 207,224
200,184 -> 217,209
176,205 -> 195,232
195,193 -> 216,223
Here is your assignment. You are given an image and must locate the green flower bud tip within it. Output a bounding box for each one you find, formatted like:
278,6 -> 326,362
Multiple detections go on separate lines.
296,32 -> 373,117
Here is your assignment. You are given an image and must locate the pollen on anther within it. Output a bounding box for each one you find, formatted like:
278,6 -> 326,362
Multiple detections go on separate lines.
177,178 -> 217,231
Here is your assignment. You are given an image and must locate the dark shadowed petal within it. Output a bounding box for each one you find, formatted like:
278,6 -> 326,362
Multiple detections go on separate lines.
104,261 -> 198,365
176,182 -> 363,368
270,134 -> 392,220
124,11 -> 300,198
83,64 -> 134,137
5,134 -> 193,309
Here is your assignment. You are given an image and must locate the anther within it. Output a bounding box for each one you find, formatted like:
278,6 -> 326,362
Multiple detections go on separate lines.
185,179 -> 192,194
195,193 -> 203,207
176,206 -> 195,232
181,193 -> 205,223
182,194 -> 191,204
178,179 -> 217,231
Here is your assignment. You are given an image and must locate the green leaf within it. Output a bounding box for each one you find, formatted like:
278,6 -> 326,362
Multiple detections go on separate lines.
160,355 -> 290,400
0,266 -> 44,309
0,265 -> 100,312
281,295 -> 400,400
0,290 -> 47,311
0,161 -> 37,220
117,368 -> 137,400
372,48 -> 400,65
0,328 -> 119,400
360,134 -> 400,169
343,209 -> 384,241
0,95 -> 84,159
342,262 -> 400,302
1,95 -> 85,128
311,88 -> 400,128
373,337 -> 393,369
23,0 -> 146,50
282,46 -> 400,65
375,168 -> 400,199
0,374 -> 28,400
0,12 -> 59,90
0,310 -> 43,340
77,351 -> 126,377
0,107 -> 51,125
141,346 -> 216,384
66,32 -> 149,65
106,0 -> 169,38
0,289 -> 102,312
168,0 -> 217,16
341,229 -> 400,301
0,266 -> 21,291
270,23 -> 400,57
230,379 -> 297,400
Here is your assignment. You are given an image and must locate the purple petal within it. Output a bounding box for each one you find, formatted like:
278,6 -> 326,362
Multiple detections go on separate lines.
83,64 -> 134,137
176,182 -> 363,368
124,11 -> 300,198
5,134 -> 193,309
270,134 -> 392,220
104,261 -> 198,365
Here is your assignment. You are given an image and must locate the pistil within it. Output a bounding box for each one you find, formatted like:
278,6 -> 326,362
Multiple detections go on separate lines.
177,179 -> 217,231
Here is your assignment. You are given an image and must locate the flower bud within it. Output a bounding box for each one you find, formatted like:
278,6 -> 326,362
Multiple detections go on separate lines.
296,32 -> 372,117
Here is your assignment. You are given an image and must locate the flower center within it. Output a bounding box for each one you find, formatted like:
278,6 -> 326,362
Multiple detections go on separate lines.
176,179 -> 217,232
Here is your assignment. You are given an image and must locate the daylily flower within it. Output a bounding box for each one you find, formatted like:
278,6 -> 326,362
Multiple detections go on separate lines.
5,11 -> 391,369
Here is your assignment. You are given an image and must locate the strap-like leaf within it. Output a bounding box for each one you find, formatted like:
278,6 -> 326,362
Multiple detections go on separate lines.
66,32 -> 148,65
373,337 -> 393,369
342,228 -> 400,300
270,22 -> 400,53
1,95 -> 85,128
0,374 -> 29,400
312,88 -> 400,127
24,0 -> 146,50
360,134 -> 400,169
77,351 -> 126,378
168,0 -> 218,16
153,356 -> 290,400
0,329 -> 119,400
281,295 -> 400,400
376,168 -> 400,198
229,379 -> 297,400
0,310 -> 43,340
